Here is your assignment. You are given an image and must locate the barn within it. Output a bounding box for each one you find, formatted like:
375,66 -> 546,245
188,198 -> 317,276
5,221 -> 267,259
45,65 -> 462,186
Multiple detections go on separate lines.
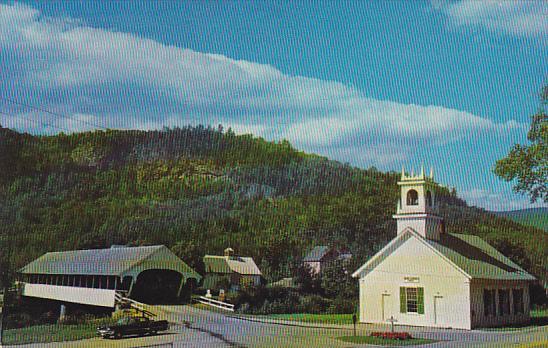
18,245 -> 201,308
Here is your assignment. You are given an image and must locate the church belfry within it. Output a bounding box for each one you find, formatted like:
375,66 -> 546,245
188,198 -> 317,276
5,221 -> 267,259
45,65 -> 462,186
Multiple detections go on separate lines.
393,166 -> 444,240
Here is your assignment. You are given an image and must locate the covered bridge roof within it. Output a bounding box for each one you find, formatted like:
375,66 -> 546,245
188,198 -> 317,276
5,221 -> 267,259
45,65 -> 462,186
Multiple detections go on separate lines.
20,245 -> 201,281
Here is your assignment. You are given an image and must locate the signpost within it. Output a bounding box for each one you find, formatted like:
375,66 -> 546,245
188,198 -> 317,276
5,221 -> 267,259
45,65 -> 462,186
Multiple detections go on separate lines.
387,315 -> 398,333
352,313 -> 357,337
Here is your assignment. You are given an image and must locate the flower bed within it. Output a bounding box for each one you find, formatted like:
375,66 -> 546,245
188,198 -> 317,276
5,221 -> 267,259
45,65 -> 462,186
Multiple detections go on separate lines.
371,332 -> 412,340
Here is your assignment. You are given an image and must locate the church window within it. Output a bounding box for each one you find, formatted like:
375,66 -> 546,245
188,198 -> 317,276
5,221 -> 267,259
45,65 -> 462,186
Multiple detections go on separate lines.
498,289 -> 510,316
406,190 -> 419,206
483,289 -> 496,316
512,289 -> 524,314
425,190 -> 432,206
400,287 -> 424,314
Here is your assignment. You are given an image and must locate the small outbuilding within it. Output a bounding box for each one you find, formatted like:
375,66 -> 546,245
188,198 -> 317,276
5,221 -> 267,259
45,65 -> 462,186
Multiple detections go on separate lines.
203,248 -> 262,291
303,245 -> 352,275
19,245 -> 201,307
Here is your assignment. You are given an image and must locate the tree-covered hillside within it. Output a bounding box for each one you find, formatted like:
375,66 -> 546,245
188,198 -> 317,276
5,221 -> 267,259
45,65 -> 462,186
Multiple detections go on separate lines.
494,208 -> 547,232
0,126 -> 546,299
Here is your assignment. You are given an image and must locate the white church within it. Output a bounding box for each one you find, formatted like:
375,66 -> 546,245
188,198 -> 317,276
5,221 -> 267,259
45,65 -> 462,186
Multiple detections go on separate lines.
352,168 -> 535,330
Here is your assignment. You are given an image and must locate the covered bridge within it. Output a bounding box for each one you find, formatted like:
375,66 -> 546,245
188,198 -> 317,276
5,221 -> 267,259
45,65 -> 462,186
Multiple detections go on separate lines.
18,245 -> 201,307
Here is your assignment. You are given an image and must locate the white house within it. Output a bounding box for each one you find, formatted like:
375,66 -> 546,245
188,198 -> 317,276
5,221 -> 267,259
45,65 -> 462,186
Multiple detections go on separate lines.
352,168 -> 535,330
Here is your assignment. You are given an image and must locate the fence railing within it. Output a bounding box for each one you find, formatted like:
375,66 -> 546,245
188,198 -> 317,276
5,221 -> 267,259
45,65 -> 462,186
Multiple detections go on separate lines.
196,296 -> 235,312
115,292 -> 156,318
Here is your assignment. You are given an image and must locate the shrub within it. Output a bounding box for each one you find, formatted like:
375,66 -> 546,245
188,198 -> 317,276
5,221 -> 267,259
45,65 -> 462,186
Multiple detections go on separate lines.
5,312 -> 36,329
298,295 -> 330,314
326,297 -> 356,314
371,332 -> 412,340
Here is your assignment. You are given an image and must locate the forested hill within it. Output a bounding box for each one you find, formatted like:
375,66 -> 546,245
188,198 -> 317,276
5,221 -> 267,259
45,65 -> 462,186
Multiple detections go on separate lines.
493,208 -> 548,232
0,126 -> 546,290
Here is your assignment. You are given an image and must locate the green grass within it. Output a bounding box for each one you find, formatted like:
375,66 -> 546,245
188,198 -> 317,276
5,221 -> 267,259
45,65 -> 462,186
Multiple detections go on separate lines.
2,318 -> 115,345
337,336 -> 437,346
531,308 -> 548,318
263,313 -> 354,325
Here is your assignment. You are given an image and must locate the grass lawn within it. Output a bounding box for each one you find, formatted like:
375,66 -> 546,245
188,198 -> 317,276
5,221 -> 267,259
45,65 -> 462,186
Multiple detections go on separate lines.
531,308 -> 548,319
263,313 -> 353,325
2,318 -> 115,345
338,336 -> 437,346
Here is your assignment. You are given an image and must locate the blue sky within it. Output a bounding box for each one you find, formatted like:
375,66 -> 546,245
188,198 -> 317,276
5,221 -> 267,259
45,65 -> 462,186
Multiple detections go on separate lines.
0,1 -> 546,211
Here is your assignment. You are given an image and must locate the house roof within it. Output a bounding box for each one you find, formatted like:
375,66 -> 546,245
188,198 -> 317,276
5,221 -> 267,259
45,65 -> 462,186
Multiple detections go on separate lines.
303,246 -> 330,262
19,245 -> 201,280
268,277 -> 298,289
203,255 -> 262,276
353,229 -> 535,281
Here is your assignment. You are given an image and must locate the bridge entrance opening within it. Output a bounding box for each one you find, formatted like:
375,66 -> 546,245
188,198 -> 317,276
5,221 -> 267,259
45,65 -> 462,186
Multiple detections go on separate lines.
131,269 -> 183,304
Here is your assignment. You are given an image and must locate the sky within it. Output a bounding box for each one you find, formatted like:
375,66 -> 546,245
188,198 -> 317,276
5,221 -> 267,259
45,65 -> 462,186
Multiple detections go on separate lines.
0,1 -> 546,211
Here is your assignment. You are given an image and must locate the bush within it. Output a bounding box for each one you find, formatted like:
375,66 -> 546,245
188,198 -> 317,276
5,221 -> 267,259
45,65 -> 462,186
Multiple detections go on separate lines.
231,285 -> 351,315
326,297 -> 356,314
371,332 -> 412,340
297,295 -> 330,314
5,312 -> 36,329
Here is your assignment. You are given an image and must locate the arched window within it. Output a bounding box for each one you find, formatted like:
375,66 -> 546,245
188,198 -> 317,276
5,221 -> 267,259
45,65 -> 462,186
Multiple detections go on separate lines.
407,189 -> 419,206
425,190 -> 432,206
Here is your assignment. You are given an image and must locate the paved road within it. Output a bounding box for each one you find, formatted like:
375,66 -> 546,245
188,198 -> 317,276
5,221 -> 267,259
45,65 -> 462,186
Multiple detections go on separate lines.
11,305 -> 548,347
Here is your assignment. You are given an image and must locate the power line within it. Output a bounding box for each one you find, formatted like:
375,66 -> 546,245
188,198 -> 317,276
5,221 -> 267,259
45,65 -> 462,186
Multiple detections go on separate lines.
0,97 -> 108,131
0,110 -> 72,133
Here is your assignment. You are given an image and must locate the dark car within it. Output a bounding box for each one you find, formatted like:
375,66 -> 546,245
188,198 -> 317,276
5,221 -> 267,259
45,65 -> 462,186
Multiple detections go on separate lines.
97,316 -> 169,339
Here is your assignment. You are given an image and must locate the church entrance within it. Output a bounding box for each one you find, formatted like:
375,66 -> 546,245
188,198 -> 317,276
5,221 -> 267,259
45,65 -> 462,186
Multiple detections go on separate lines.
381,293 -> 392,322
434,295 -> 445,326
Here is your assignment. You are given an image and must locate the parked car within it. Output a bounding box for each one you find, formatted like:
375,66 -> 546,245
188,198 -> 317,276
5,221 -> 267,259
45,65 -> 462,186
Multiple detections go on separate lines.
97,316 -> 169,339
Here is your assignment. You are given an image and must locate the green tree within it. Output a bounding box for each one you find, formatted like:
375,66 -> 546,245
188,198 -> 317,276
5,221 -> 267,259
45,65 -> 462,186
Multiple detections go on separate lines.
172,240 -> 205,275
320,259 -> 357,299
495,86 -> 547,203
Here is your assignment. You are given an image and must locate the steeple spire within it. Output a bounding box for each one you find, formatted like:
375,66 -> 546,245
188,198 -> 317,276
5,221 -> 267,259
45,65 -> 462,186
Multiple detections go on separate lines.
394,165 -> 443,240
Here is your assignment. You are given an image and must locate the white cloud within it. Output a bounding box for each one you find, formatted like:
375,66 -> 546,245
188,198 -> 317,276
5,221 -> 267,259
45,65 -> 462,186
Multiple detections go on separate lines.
433,0 -> 547,37
0,3 -> 522,140
459,189 -> 546,211
0,3 -> 534,210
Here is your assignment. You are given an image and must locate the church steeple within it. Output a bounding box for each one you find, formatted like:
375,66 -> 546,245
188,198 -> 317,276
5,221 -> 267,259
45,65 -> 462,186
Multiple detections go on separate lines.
394,166 -> 444,240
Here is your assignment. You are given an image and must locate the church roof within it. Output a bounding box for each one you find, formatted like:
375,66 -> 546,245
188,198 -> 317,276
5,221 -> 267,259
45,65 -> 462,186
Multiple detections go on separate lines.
352,229 -> 535,281
427,233 -> 535,281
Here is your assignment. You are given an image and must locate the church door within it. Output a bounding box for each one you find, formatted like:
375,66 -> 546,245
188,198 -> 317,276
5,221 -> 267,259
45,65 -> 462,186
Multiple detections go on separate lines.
381,294 -> 392,321
434,295 -> 444,326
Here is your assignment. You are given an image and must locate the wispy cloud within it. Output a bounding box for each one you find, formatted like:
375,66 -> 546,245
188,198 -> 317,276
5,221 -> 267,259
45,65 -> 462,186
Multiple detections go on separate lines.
432,0 -> 547,37
0,3 -> 534,209
460,189 -> 546,211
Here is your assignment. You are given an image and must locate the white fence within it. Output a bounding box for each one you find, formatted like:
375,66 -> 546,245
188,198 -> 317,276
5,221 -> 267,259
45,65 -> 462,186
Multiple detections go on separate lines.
197,296 -> 235,312
115,292 -> 156,317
